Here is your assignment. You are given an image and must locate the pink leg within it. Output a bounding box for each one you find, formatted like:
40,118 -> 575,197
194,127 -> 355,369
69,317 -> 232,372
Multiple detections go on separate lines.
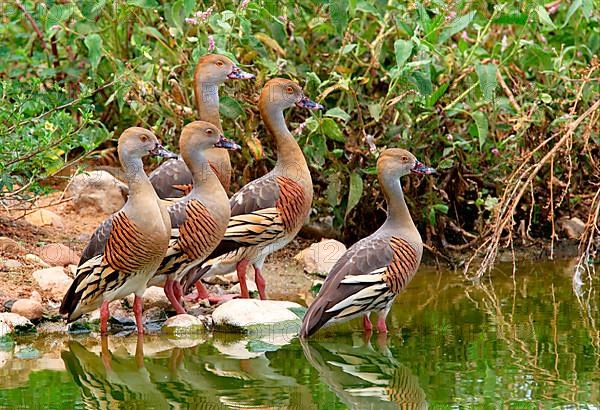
376,314 -> 388,333
101,334 -> 112,370
254,266 -> 266,300
195,281 -> 210,299
164,278 -> 186,315
100,300 -> 110,335
363,314 -> 373,332
173,281 -> 183,301
133,295 -> 145,335
237,259 -> 250,299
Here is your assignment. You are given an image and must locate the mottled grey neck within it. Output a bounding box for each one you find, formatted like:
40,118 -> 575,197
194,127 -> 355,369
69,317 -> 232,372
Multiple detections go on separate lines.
263,106 -> 308,178
380,173 -> 416,232
123,156 -> 153,197
195,82 -> 223,131
185,149 -> 222,198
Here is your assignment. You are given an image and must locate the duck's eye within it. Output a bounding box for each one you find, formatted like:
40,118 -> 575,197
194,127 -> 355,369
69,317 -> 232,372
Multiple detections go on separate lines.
206,128 -> 214,135
140,135 -> 149,142
286,86 -> 294,94
216,60 -> 224,67
401,156 -> 409,161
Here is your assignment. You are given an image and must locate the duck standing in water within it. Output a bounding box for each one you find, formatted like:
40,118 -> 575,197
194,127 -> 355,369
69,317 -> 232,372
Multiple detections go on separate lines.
300,149 -> 436,338
61,128 -> 176,334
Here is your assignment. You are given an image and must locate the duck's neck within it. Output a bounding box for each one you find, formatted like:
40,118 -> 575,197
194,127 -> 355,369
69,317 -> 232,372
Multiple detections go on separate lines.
261,105 -> 309,182
194,81 -> 223,131
380,172 -> 416,232
124,157 -> 155,199
184,149 -> 225,201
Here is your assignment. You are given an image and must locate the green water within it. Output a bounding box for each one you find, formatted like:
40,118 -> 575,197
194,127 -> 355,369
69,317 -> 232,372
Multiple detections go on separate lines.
0,261 -> 598,409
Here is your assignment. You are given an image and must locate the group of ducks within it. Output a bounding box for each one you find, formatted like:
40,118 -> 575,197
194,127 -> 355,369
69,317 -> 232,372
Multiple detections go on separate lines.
59,54 -> 436,339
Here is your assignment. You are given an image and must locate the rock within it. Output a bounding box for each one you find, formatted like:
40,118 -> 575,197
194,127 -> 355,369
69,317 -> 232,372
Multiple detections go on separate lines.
125,286 -> 170,310
30,291 -> 42,304
1,259 -> 23,269
228,280 -> 258,295
558,217 -> 586,239
24,209 -> 64,229
24,254 -> 51,268
67,264 -> 77,276
36,243 -> 80,266
0,317 -> 13,338
0,237 -> 26,255
294,239 -> 346,277
204,274 -> 234,285
32,267 -> 73,300
212,299 -> 306,334
67,170 -> 127,214
11,299 -> 44,321
0,313 -> 35,334
162,314 -> 205,336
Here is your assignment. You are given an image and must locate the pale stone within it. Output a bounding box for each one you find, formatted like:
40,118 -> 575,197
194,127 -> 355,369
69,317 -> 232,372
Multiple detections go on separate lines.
24,209 -> 64,228
1,259 -> 23,269
67,170 -> 127,214
36,243 -> 79,266
32,267 -> 73,300
11,299 -> 44,321
24,254 -> 51,268
0,237 -> 26,255
227,279 -> 258,294
0,313 -> 34,333
212,299 -> 306,333
125,286 -> 170,310
161,314 -> 205,336
0,317 -> 13,338
294,239 -> 347,277
558,217 -> 586,239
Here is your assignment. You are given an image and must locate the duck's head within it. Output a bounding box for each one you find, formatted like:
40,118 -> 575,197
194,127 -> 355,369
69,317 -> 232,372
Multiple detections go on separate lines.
259,78 -> 324,112
194,54 -> 255,84
377,148 -> 436,179
118,127 -> 177,161
180,121 -> 241,154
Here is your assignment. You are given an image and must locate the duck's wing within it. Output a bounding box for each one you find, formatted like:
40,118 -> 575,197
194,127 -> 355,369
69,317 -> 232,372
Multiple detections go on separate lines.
148,158 -> 191,199
78,216 -> 114,266
300,235 -> 419,337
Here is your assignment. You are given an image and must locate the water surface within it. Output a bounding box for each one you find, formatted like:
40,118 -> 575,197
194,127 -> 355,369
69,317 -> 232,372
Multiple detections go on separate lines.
0,261 -> 598,408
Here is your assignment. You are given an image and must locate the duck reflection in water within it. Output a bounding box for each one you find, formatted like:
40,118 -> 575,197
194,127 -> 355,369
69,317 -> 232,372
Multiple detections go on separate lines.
301,333 -> 428,410
61,334 -> 169,409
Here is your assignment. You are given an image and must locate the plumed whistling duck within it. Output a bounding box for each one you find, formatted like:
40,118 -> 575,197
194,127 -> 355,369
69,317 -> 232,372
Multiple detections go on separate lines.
146,121 -> 240,314
148,54 -> 254,198
60,128 -> 176,334
299,149 -> 436,338
180,78 -> 323,301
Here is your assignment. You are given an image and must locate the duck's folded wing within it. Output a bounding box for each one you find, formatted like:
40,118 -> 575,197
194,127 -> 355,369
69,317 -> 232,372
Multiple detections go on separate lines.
229,174 -> 280,215
148,158 -> 191,199
78,216 -> 114,266
301,236 -> 419,336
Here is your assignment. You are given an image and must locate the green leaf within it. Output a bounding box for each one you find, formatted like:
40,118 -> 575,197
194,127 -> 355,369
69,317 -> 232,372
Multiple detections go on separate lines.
494,13 -> 527,25
140,26 -> 167,43
219,96 -> 245,120
476,63 -> 497,101
325,107 -> 351,122
246,340 -> 279,353
427,83 -> 449,107
410,70 -> 433,96
329,0 -> 349,34
321,118 -> 345,142
438,158 -> 454,169
84,34 -> 103,72
341,44 -> 357,55
535,5 -> 556,29
394,39 -> 413,69
471,111 -> 488,150
45,5 -> 75,32
368,103 -> 382,121
439,11 -> 476,43
564,0 -> 581,26
346,172 -> 363,219
127,0 -> 159,9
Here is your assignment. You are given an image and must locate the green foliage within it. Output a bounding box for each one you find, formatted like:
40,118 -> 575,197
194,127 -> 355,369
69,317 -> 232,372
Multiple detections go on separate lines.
0,0 -> 597,244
